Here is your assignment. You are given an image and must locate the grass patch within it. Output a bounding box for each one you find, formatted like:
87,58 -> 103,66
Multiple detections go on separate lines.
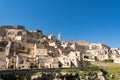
33,65 -> 120,79
56,67 -> 100,77
33,72 -> 42,76
57,65 -> 120,79
99,66 -> 120,80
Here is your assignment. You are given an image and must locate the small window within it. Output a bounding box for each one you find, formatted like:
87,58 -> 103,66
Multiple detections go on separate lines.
76,53 -> 77,56
17,31 -> 22,36
67,62 -> 69,65
22,66 -> 24,68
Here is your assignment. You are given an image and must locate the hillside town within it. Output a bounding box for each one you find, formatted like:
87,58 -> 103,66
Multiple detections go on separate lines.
0,26 -> 120,70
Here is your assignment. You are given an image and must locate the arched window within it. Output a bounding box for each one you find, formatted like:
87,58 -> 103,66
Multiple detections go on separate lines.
17,31 -> 22,36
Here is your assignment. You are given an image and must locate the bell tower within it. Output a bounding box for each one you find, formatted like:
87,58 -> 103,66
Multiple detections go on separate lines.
58,33 -> 61,41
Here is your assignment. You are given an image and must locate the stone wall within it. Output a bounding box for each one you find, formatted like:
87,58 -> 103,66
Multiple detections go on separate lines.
90,61 -> 120,66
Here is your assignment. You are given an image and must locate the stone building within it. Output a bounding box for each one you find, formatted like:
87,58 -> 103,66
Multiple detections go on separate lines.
0,28 -> 6,40
0,52 -> 7,70
0,41 -> 10,69
36,48 -> 59,68
57,55 -> 71,68
38,56 -> 58,68
16,55 -> 30,69
8,56 -> 17,69
89,43 -> 110,50
36,48 -> 48,58
57,51 -> 82,68
0,26 -> 26,41
68,51 -> 81,67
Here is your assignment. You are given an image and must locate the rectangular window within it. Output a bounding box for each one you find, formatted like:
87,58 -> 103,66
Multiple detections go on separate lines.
67,62 -> 69,65
20,60 -> 24,64
76,53 -> 77,56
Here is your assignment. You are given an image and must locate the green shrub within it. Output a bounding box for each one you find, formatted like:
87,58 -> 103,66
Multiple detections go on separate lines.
103,59 -> 113,62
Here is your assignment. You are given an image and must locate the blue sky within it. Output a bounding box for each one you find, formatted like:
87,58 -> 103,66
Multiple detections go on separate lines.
0,0 -> 120,48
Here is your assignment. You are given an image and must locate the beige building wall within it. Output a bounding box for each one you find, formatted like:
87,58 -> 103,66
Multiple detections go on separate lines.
36,48 -> 48,56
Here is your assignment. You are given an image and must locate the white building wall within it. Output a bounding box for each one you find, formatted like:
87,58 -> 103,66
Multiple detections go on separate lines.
118,50 -> 120,54
61,42 -> 68,49
15,36 -> 22,41
48,34 -> 54,40
70,43 -> 76,50
36,49 -> 48,56
49,42 -> 56,47
5,41 -> 11,56
114,58 -> 120,63
57,57 -> 71,68
68,51 -> 81,67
